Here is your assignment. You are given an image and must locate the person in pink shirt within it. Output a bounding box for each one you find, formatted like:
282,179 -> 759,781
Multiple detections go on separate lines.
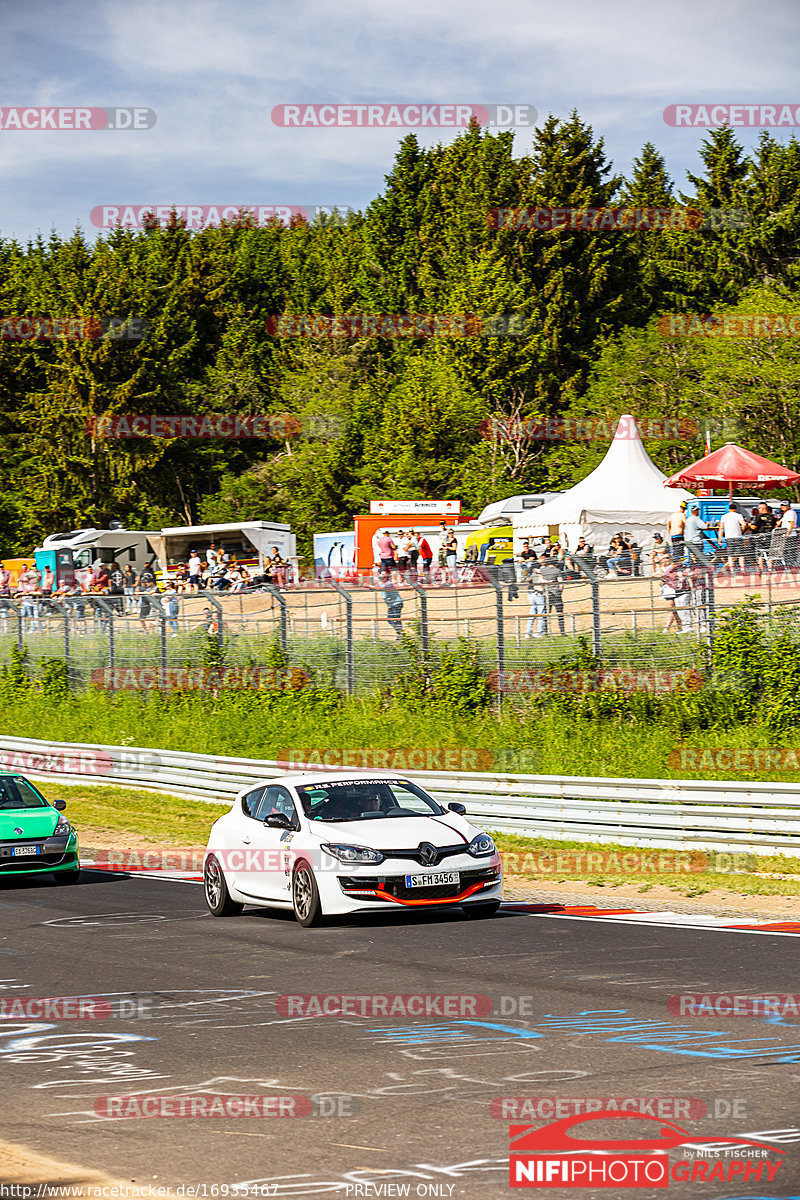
376,531 -> 397,581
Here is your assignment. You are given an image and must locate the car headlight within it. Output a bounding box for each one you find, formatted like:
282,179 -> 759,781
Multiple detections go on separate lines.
53,815 -> 72,838
320,842 -> 385,864
467,833 -> 496,857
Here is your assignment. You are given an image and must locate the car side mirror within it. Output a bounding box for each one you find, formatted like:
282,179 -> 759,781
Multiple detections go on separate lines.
52,799 -> 67,811
265,812 -> 291,829
447,802 -> 467,815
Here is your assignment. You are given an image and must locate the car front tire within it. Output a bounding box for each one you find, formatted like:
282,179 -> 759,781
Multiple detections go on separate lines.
204,854 -> 243,916
292,862 -> 323,927
51,866 -> 81,885
461,900 -> 500,918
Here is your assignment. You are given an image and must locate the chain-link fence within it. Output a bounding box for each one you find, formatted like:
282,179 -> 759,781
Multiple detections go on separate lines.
2,553 -> 799,699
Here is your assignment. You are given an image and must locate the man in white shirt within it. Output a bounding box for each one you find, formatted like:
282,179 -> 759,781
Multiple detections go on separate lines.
683,503 -> 710,560
188,550 -> 203,591
776,500 -> 798,570
718,503 -> 746,574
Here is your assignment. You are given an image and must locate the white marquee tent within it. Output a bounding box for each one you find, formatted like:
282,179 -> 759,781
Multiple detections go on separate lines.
513,414 -> 695,552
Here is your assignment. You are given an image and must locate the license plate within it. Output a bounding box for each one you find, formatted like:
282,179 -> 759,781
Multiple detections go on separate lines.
405,871 -> 459,888
13,846 -> 40,857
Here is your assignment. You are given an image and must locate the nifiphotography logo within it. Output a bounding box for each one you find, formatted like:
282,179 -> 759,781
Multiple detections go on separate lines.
508,1111 -> 784,1188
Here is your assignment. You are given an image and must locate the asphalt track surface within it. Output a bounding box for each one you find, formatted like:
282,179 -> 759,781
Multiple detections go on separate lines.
1,869 -> 799,1199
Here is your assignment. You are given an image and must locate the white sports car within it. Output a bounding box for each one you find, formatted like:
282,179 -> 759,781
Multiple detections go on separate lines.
203,772 -> 503,926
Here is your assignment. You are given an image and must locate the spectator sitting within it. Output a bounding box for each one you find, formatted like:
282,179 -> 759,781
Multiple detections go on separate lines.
606,534 -> 632,577
648,533 -> 667,574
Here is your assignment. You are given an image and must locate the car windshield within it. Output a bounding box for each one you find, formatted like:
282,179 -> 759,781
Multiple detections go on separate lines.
0,777 -> 48,810
297,778 -> 445,822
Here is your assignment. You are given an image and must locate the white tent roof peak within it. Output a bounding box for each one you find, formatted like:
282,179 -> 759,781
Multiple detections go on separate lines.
514,413 -> 695,539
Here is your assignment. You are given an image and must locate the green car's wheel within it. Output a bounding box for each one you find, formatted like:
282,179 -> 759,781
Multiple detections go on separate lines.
204,854 -> 243,916
51,866 -> 81,885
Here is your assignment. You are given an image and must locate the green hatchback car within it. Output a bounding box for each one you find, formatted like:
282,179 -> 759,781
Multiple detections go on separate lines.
0,774 -> 80,884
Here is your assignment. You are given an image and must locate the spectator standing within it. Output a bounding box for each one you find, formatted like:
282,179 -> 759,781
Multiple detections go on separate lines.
418,534 -> 433,583
188,549 -> 203,591
407,530 -> 420,579
668,501 -> 688,561
381,581 -> 404,638
445,531 -> 458,584
396,531 -> 411,580
517,540 -> 537,583
779,501 -> 798,568
683,503 -> 710,559
659,556 -> 681,632
376,530 -> 396,581
137,561 -> 158,631
0,563 -> 10,597
108,561 -> 125,613
751,502 -> 776,571
718,503 -> 746,574
163,582 -> 180,635
123,564 -> 137,613
206,543 -> 218,571
41,566 -> 54,597
525,569 -> 546,638
539,558 -> 566,634
270,548 -> 287,588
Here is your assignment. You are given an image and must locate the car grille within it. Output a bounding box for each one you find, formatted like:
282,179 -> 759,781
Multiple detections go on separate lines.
380,843 -> 468,867
0,842 -> 73,870
339,867 -> 499,902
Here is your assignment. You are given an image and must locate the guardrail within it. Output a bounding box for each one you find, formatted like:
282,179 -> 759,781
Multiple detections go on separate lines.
0,735 -> 797,855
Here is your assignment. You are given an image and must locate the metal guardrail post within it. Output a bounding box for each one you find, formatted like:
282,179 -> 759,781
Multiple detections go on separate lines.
487,567 -> 505,701
47,599 -> 71,684
327,581 -> 354,696
686,544 -> 716,645
572,558 -> 602,660
262,584 -> 287,653
406,579 -> 429,660
92,598 -> 116,683
200,590 -> 224,650
2,600 -> 23,653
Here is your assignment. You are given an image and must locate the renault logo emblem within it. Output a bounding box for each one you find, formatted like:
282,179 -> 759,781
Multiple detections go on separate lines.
13,828 -> 23,836
418,842 -> 439,867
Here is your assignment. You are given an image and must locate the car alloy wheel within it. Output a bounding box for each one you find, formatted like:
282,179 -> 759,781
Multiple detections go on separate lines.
292,862 -> 323,927
204,854 -> 243,917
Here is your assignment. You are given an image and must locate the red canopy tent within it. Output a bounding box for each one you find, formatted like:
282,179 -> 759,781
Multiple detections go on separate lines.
665,443 -> 800,499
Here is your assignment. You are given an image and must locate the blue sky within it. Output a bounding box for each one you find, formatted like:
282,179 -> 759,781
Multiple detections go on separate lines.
1,0 -> 797,244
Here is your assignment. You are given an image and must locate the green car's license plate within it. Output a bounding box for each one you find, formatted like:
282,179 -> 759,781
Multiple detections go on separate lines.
12,846 -> 41,857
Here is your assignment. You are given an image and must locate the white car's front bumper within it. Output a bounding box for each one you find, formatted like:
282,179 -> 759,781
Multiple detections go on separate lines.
314,851 -> 503,915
